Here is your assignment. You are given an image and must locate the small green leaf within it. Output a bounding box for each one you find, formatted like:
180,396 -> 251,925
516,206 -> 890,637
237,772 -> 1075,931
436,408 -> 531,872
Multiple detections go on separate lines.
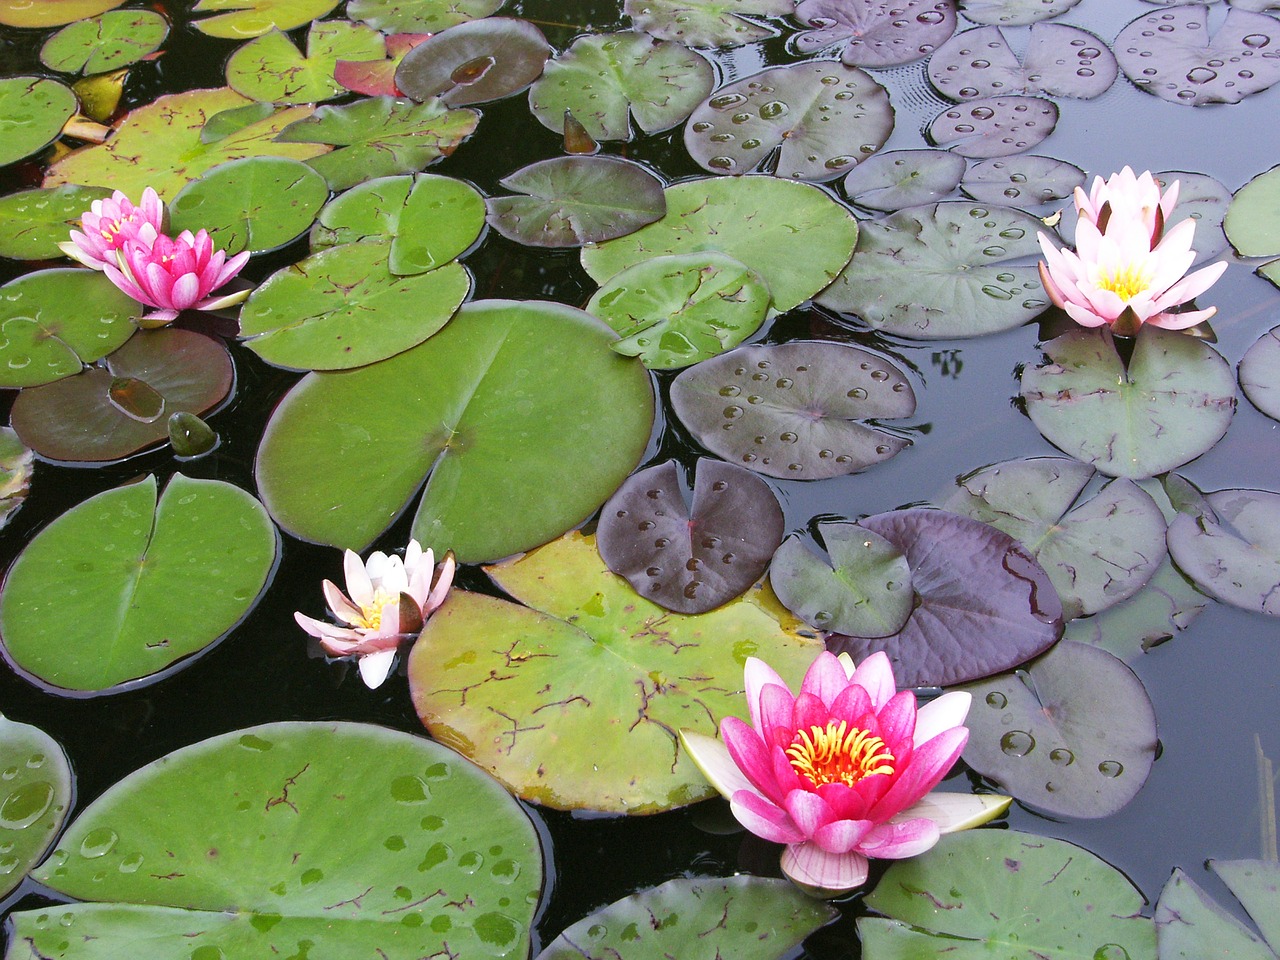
39,11 -> 169,75
624,0 -> 792,48
0,185 -> 111,261
0,427 -> 34,532
225,21 -> 385,105
0,77 -> 77,167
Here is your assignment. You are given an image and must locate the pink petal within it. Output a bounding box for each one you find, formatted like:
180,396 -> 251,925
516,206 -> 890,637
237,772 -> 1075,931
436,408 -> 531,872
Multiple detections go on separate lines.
758,682 -> 797,749
868,727 -> 968,820
344,549 -> 375,608
358,649 -> 397,689
168,272 -> 203,311
826,682 -> 873,728
790,691 -> 828,736
730,789 -> 805,845
780,843 -> 868,894
848,651 -> 896,709
812,817 -> 876,854
874,689 -> 917,751
679,730 -> 756,800
1145,306 -> 1217,330
782,788 -> 835,839
721,717 -> 785,805
101,261 -> 148,303
744,657 -> 789,732
913,691 -> 970,747
856,817 -> 941,859
800,651 -> 850,707
322,580 -> 363,625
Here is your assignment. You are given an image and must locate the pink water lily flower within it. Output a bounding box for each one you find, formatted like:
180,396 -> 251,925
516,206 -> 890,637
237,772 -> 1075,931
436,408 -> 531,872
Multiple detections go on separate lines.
295,540 -> 456,689
681,651 -> 1009,895
105,229 -> 251,326
59,187 -> 166,270
1074,166 -> 1179,244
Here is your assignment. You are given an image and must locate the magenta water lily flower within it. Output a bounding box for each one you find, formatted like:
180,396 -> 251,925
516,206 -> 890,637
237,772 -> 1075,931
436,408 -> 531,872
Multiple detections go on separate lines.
1038,167 -> 1227,336
295,540 -> 456,689
58,187 -> 165,271
680,651 -> 1009,896
105,228 -> 251,326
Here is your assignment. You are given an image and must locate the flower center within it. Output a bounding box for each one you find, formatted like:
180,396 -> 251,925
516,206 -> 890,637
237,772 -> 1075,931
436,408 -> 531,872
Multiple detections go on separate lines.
1097,263 -> 1151,302
354,588 -> 395,631
786,720 -> 895,788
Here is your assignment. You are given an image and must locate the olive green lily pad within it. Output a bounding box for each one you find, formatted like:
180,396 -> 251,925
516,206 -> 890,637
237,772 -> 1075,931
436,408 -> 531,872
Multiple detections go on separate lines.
190,0 -> 340,39
1167,487 -> 1280,616
43,88 -> 326,201
535,876 -> 837,960
0,473 -> 276,693
0,269 -> 138,389
276,95 -> 480,191
348,0 -> 505,33
9,722 -> 541,959
581,176 -> 858,313
624,0 -> 794,48
9,330 -> 234,463
395,17 -> 552,107
240,240 -> 471,370
860,830 -> 1157,959
256,299 -> 654,561
310,173 -> 487,275
1240,325 -> 1280,420
0,0 -> 123,27
225,21 -> 385,105
0,186 -> 111,261
168,157 -> 329,256
530,32 -> 713,141
39,11 -> 169,75
1020,325 -> 1236,479
1226,164 -> 1280,288
1157,860 -> 1280,959
816,202 -> 1049,338
0,714 -> 72,901
409,531 -> 824,812
0,77 -> 77,168
585,252 -> 770,369
684,61 -> 893,181
0,428 -> 34,532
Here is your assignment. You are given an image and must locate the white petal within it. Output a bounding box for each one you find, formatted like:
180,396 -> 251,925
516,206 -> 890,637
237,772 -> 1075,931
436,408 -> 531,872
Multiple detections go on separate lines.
358,649 -> 397,689
679,730 -> 755,801
913,691 -> 971,747
779,843 -> 868,897
343,549 -> 374,608
890,793 -> 1011,834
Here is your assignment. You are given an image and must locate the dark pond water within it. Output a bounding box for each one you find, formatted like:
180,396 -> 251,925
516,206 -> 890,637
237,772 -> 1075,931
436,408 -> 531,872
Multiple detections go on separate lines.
3,0 -> 1280,956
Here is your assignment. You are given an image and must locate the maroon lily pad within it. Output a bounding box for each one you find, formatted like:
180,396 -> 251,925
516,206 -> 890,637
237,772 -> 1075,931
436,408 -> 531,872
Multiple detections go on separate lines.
827,508 -> 1063,687
791,0 -> 957,68
929,24 -> 1116,101
395,17 -> 551,107
10,330 -> 233,463
597,458 -> 784,614
927,95 -> 1057,158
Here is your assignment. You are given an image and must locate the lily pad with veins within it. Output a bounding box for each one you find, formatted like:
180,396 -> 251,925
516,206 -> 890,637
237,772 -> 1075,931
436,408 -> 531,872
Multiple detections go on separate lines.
225,20 -> 385,105
929,24 -> 1117,102
843,149 -> 966,211
395,18 -> 551,107
960,155 -> 1085,206
0,0 -> 124,27
791,0 -> 957,68
1157,860 -> 1280,959
39,10 -> 169,75
928,95 -> 1058,158
625,0 -> 794,48
190,0 -> 339,38
1167,487 -> 1280,617
0,77 -> 76,168
348,0 -> 504,32
0,185 -> 112,261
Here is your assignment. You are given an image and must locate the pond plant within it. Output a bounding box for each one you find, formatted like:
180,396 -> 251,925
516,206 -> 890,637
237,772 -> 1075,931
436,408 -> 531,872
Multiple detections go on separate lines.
2,0 -> 1280,958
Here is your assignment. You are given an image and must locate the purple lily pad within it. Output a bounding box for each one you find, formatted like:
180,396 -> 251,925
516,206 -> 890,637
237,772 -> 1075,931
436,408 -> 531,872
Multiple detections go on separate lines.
395,17 -> 551,107
597,458 -> 784,614
1240,325 -> 1280,421
827,508 -> 1063,688
669,341 -> 916,481
960,155 -> 1084,205
1167,487 -> 1280,617
928,96 -> 1058,158
1115,5 -> 1280,106
958,0 -> 1083,26
930,24 -> 1116,101
791,0 -> 957,68
842,149 -> 966,211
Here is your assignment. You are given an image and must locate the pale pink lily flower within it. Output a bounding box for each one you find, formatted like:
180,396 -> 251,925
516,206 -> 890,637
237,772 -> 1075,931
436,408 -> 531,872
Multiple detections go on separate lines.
294,540 -> 456,689
58,187 -> 166,270
104,229 -> 251,326
1074,166 -> 1179,245
680,651 -> 1009,896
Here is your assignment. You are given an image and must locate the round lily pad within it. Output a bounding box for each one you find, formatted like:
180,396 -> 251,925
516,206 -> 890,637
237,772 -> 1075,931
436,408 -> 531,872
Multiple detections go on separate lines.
409,531 -> 824,813
624,0 -> 793,48
770,521 -> 914,637
1167,487 -> 1280,617
791,0 -> 957,68
960,641 -> 1158,818
39,10 -> 169,75
0,269 -> 139,389
842,149 -> 966,211
529,32 -> 713,141
395,17 -> 551,107
596,458 -> 785,614
0,0 -> 124,27
256,300 -> 654,562
169,156 -> 329,256
0,714 -> 73,901
225,20 -> 385,105
486,156 -> 666,247
0,473 -> 277,693
670,341 -> 916,480
958,0 -> 1083,25
581,176 -> 859,313
190,0 -> 340,39
1240,324 -> 1280,420
9,722 -> 541,959
0,428 -> 33,532
0,185 -> 111,261
684,60 -> 893,181
10,330 -> 234,464
1020,325 -> 1236,479
828,508 -> 1064,688
585,252 -> 771,369
960,155 -> 1085,206
1116,5 -> 1280,106
0,77 -> 76,168
816,201 -> 1049,338
929,24 -> 1117,101
348,0 -> 504,32
928,95 -> 1058,159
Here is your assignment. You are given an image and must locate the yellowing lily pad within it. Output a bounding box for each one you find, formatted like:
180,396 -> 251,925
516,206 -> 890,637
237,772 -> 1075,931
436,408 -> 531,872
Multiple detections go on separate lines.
348,0 -> 504,32
190,0 -> 340,39
0,0 -> 123,27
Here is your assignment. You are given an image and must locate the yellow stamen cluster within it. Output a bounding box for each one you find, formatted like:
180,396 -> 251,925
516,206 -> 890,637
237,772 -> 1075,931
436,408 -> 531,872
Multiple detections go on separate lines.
354,588 -> 395,630
1096,263 -> 1152,301
786,719 -> 895,788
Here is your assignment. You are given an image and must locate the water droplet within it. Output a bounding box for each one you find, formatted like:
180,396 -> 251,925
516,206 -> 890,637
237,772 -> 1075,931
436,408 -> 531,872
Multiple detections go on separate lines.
389,775 -> 430,803
118,853 -> 144,873
1187,67 -> 1217,84
1098,760 -> 1124,778
1242,34 -> 1271,48
709,93 -> 747,109
0,781 -> 54,829
1049,748 -> 1075,766
985,692 -> 1007,709
722,405 -> 743,420
708,157 -> 734,170
848,387 -> 868,399
1000,731 -> 1035,757
79,828 -> 119,859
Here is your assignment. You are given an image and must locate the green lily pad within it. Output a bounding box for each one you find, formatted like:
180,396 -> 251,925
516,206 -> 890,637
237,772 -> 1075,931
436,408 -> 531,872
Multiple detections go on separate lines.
958,0 -> 1083,25
1167,487 -> 1280,616
1226,164 -> 1280,288
256,299 -> 654,561
348,0 -> 505,32
0,427 -> 34,532
0,473 -> 276,693
624,0 -> 794,47
928,96 -> 1059,158
0,268 -> 138,389
529,32 -> 713,141
585,252 -> 770,369
199,101 -> 276,143
43,87 -> 326,201
225,21 -> 385,105
168,156 -> 329,256
190,0 -> 341,39
535,876 -> 837,960
0,77 -> 77,168
0,714 -> 72,901
240,241 -> 471,370
0,185 -> 111,261
486,156 -> 666,247
959,641 -> 1158,818
860,830 -> 1157,959
684,61 -> 892,181
276,95 -> 480,192
309,173 -> 487,275
1020,325 -> 1236,479
770,521 -> 914,637
843,149 -> 966,211
816,201 -> 1049,338
409,531 -> 824,812
333,32 -> 429,97
929,24 -> 1117,101
960,155 -> 1085,206
1241,325 -> 1280,420
0,0 -> 124,27
9,329 -> 234,463
1158,860 -> 1280,959
581,176 -> 858,313
9,722 -> 541,958
395,17 -> 552,107
39,11 -> 169,75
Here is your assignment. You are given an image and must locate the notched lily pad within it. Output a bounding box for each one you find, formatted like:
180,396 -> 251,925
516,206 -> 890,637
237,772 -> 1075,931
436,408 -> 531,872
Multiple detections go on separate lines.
843,149 -> 966,211
190,0 -> 340,39
959,0 -> 1083,25
225,20 -> 385,105
349,0 -> 505,33
625,0 -> 794,48
40,10 -> 169,75
930,24 -> 1117,101
1167,486 -> 1280,616
0,714 -> 72,901
928,95 -> 1058,158
791,0 -> 957,68
961,155 -> 1085,205
1240,324 -> 1280,420
0,77 -> 77,168
1157,860 -> 1280,959
670,341 -> 916,481
597,458 -> 785,614
1226,164 -> 1280,287
395,17 -> 551,107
